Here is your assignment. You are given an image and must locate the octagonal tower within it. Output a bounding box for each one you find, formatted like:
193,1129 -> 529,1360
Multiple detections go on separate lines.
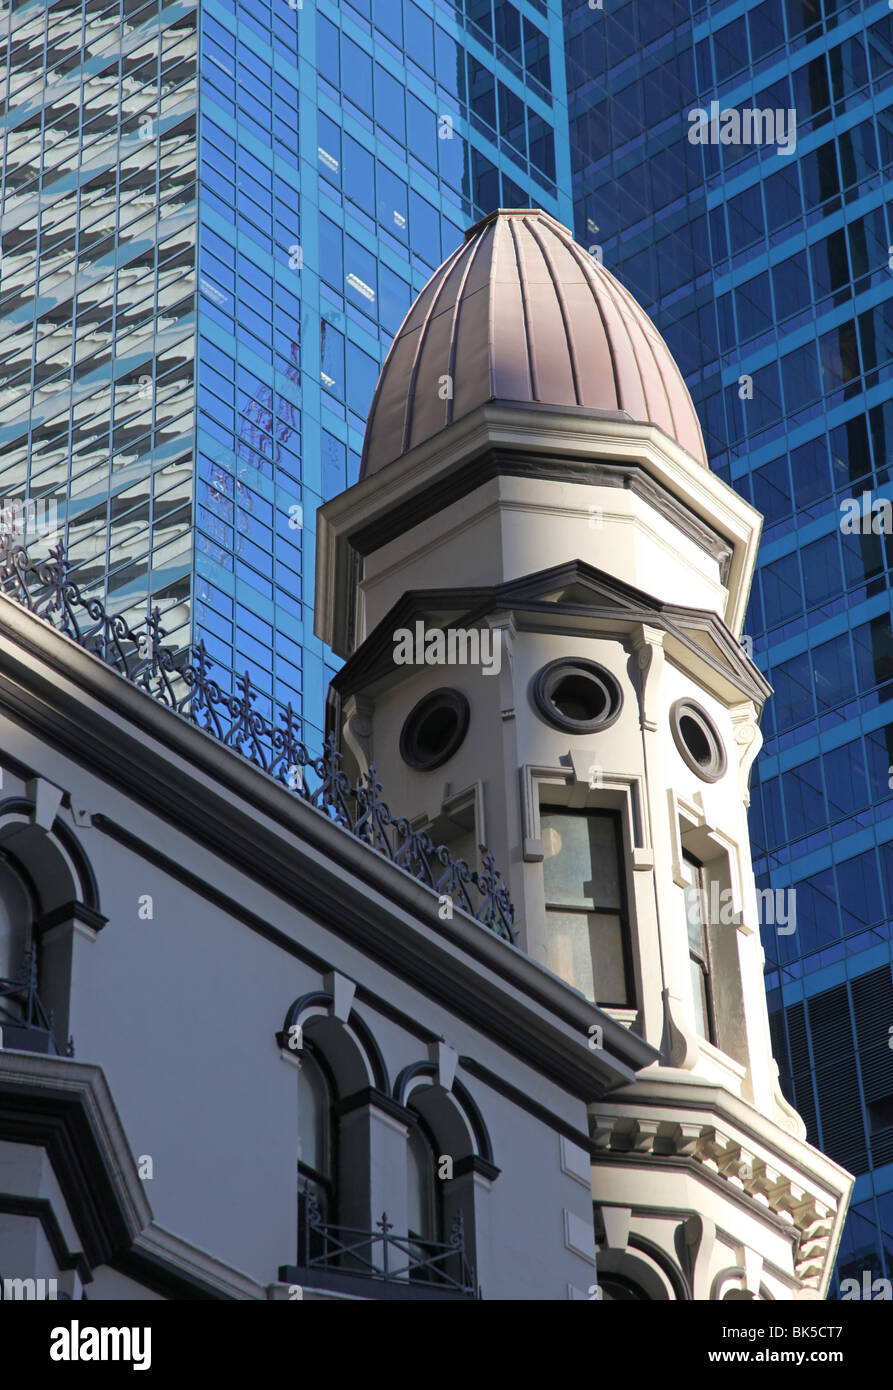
315,209 -> 851,1300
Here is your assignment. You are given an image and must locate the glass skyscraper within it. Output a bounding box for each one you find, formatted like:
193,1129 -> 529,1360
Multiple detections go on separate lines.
5,0 -> 892,1296
1,0 -> 572,745
564,0 -> 893,1291
1,0 -> 197,652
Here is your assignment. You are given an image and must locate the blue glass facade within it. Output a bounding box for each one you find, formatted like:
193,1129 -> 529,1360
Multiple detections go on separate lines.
1,0 -> 571,746
0,0 -> 197,654
192,0 -> 572,742
564,0 -> 893,1291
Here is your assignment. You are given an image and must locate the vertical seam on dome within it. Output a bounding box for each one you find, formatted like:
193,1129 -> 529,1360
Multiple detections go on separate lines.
610,274 -> 684,450
621,278 -> 708,465
561,234 -> 622,411
446,221 -> 493,424
401,239 -> 468,455
668,344 -> 708,463
362,241 -> 466,473
507,215 -> 537,400
525,214 -> 582,406
486,217 -> 500,404
360,299 -> 426,475
591,259 -> 652,421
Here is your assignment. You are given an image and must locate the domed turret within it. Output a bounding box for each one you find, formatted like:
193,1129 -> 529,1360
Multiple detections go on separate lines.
361,208 -> 708,478
314,206 -> 852,1302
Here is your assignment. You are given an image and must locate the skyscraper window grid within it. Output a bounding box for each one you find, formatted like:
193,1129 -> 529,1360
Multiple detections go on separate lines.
1,0 -> 573,747
562,0 -> 893,1293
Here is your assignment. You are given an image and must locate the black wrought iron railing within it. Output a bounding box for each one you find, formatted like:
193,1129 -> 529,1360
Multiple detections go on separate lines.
297,1191 -> 477,1298
0,947 -> 71,1056
0,532 -> 516,941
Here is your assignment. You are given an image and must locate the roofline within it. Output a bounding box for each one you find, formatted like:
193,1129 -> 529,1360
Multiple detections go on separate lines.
0,588 -> 658,1094
316,401 -> 763,656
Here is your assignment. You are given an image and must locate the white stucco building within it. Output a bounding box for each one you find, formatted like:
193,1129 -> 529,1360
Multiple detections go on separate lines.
0,209 -> 851,1301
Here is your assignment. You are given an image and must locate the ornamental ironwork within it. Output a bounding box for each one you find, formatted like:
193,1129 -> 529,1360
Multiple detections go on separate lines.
296,1186 -> 477,1297
0,946 -> 73,1056
0,533 -> 515,941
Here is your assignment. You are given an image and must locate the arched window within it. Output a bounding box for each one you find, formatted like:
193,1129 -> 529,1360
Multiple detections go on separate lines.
407,1119 -> 442,1282
297,1051 -> 335,1240
407,1122 -> 439,1242
0,858 -> 34,1023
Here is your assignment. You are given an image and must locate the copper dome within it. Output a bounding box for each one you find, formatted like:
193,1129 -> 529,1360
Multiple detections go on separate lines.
360,208 -> 709,477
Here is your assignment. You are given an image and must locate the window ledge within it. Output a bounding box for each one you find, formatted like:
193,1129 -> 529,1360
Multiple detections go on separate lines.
695,1038 -> 747,1093
600,1007 -> 638,1030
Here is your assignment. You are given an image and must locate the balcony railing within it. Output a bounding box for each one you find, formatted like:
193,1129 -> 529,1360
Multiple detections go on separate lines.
288,1193 -> 478,1300
0,947 -> 71,1055
0,530 -> 516,942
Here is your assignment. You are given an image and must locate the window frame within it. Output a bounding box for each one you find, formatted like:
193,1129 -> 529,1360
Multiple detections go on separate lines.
0,854 -> 37,990
670,699 -> 728,783
297,1044 -> 338,1228
682,850 -> 717,1046
406,1113 -> 442,1246
540,805 -> 634,1009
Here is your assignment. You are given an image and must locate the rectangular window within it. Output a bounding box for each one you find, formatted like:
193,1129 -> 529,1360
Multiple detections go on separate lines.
682,853 -> 715,1044
375,63 -> 405,142
343,134 -> 375,210
541,808 -> 632,1008
317,14 -> 340,88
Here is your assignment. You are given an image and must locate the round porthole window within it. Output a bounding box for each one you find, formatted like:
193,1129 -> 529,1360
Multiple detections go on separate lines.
400,689 -> 470,771
670,699 -> 727,782
532,659 -> 622,734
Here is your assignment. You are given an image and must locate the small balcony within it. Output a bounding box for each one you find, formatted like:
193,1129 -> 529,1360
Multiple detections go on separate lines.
0,948 -> 67,1056
280,1197 -> 479,1301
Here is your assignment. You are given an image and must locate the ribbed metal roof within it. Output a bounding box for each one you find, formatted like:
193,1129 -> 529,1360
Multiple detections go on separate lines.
360,208 -> 709,477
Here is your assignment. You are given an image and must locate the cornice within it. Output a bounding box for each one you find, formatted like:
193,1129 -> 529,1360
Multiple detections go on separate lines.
589,1089 -> 853,1295
350,452 -> 734,579
315,402 -> 763,654
0,1051 -> 152,1268
116,1224 -> 266,1301
328,559 -> 772,711
0,1193 -> 92,1284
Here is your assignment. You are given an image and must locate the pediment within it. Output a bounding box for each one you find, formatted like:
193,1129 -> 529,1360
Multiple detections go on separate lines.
331,560 -> 770,710
494,560 -> 663,617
